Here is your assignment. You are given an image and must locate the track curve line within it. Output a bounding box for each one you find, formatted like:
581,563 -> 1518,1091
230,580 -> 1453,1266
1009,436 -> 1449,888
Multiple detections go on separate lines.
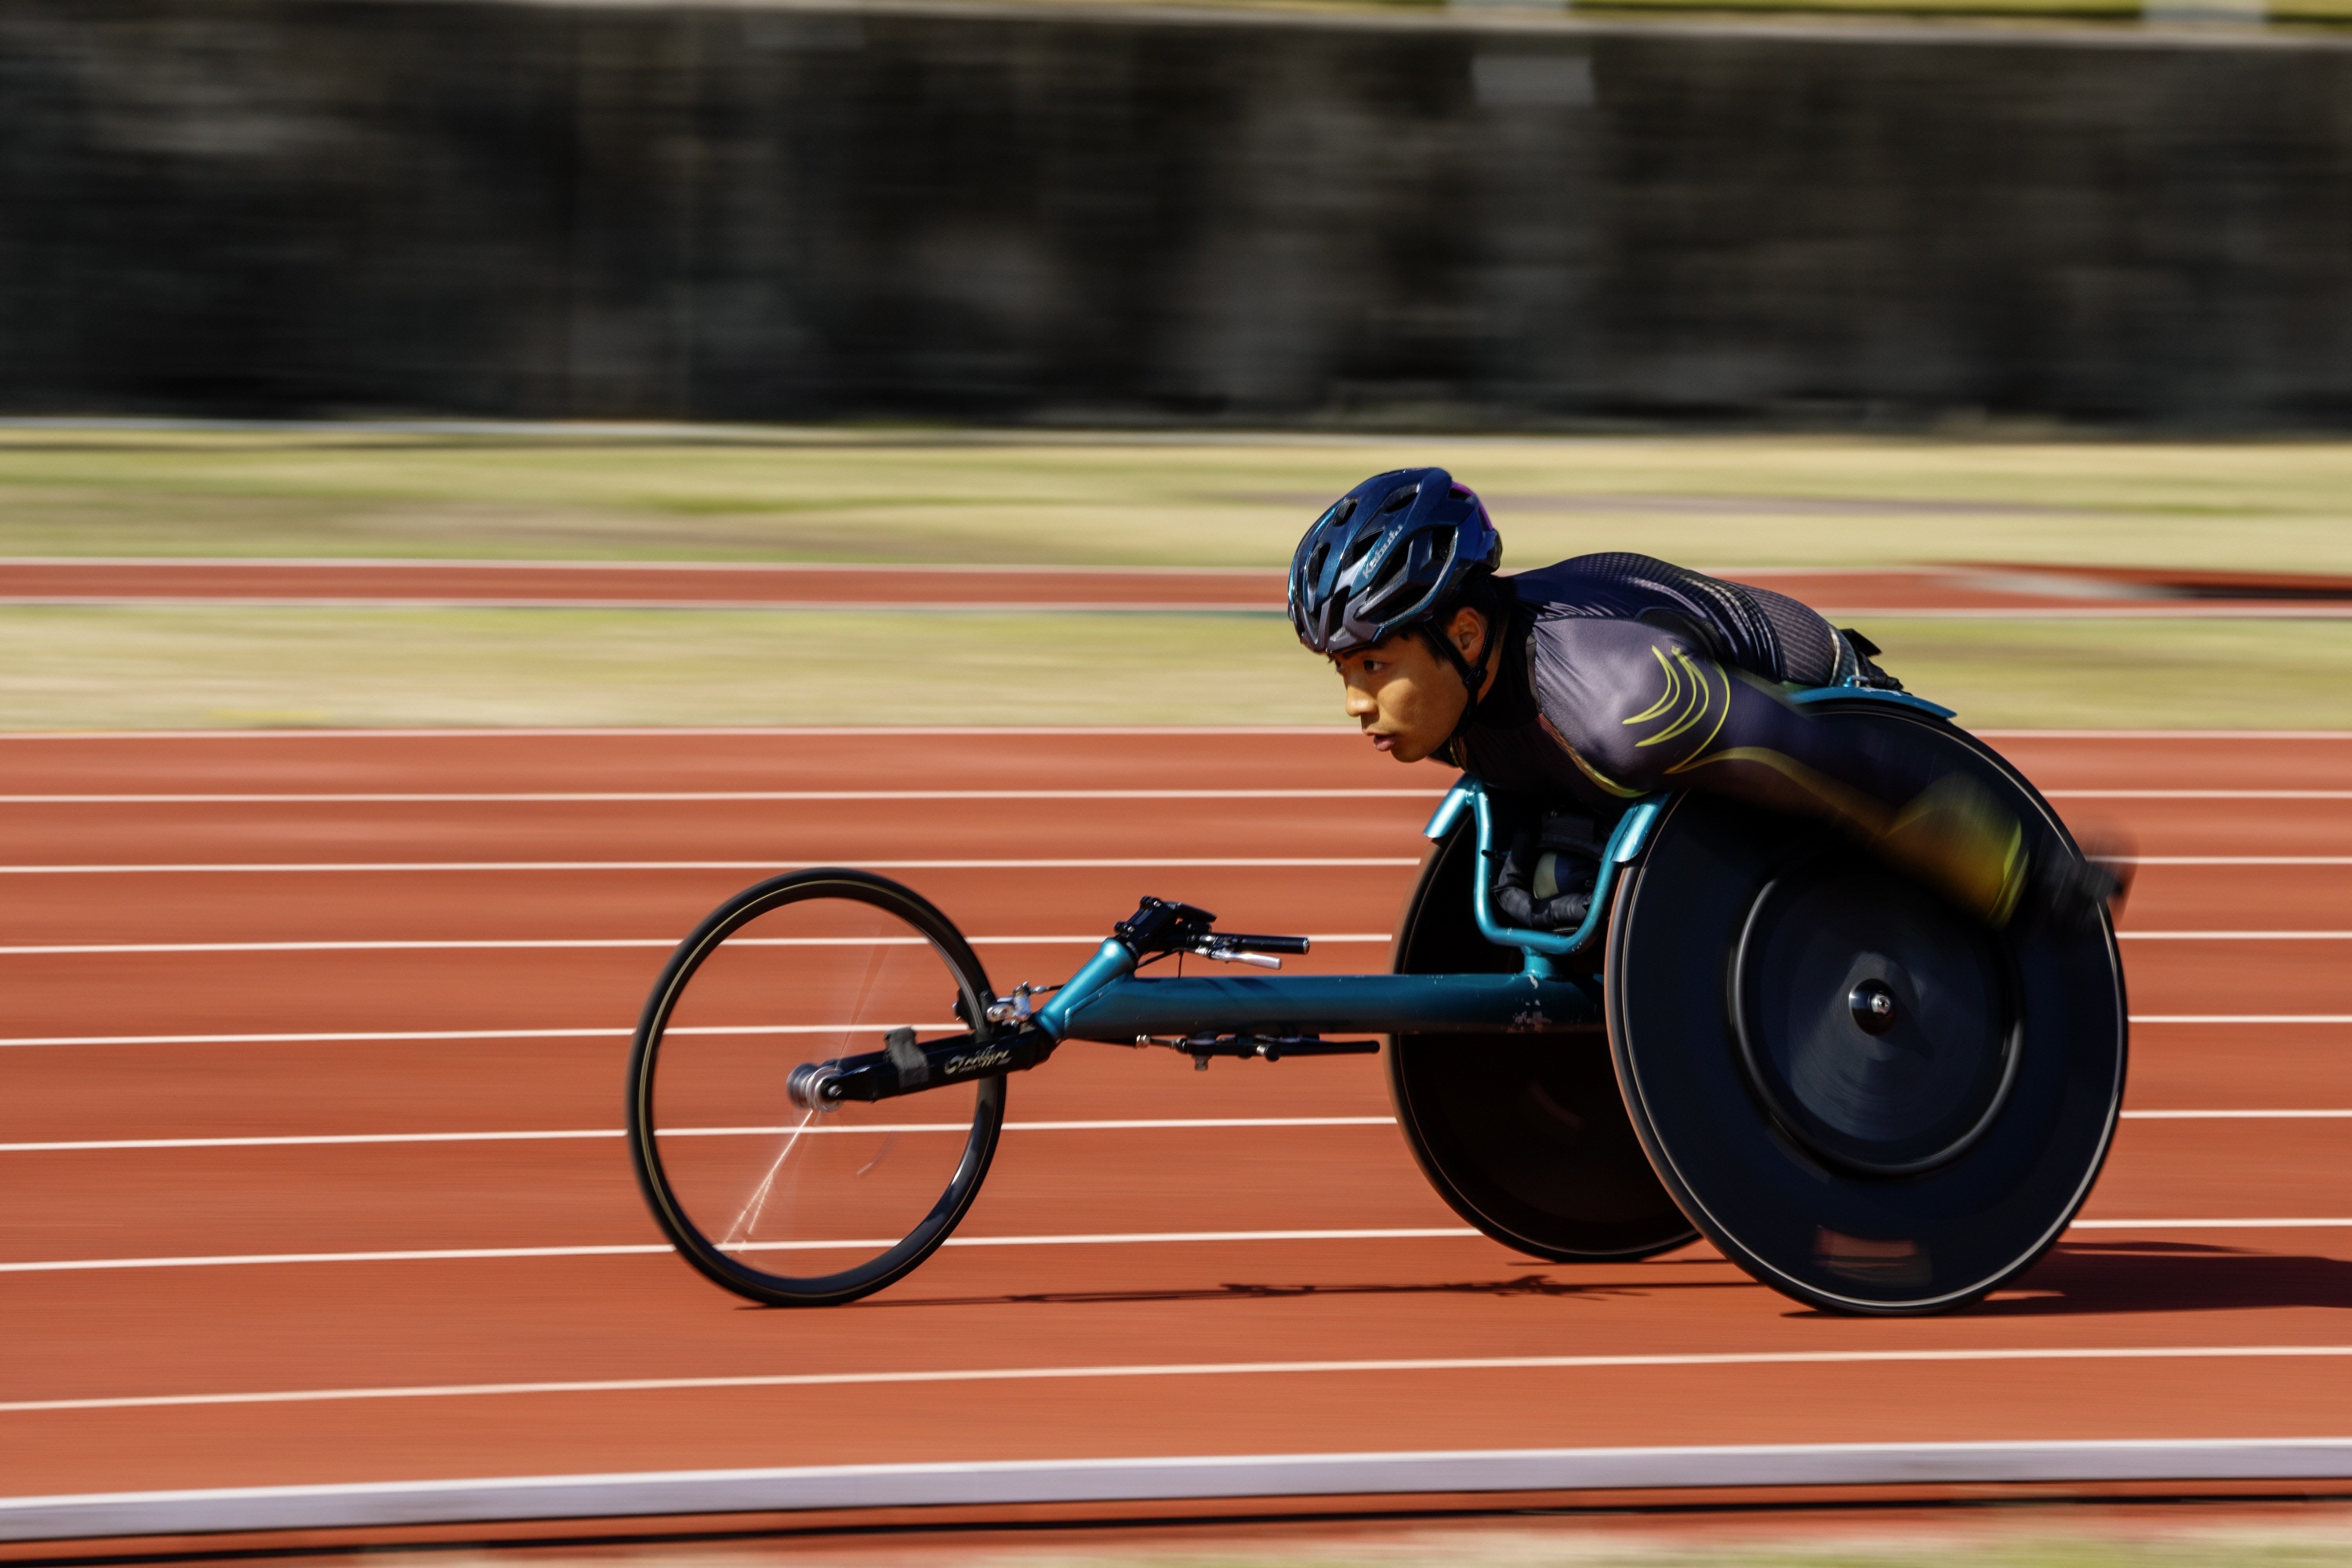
11,1441 -> 2352,1543
9,1345 -> 2352,1415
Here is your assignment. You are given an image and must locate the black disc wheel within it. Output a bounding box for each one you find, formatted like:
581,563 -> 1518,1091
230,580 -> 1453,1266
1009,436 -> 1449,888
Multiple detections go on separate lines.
627,869 -> 1004,1307
1388,817 -> 1698,1262
1606,702 -> 2127,1315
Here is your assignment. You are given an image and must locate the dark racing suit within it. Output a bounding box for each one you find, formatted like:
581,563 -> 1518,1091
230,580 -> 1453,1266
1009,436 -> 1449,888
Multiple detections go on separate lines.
1449,554 -> 2028,925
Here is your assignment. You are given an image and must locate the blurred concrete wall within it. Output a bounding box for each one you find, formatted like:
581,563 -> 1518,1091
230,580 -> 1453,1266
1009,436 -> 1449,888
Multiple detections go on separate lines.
3,1 -> 2350,425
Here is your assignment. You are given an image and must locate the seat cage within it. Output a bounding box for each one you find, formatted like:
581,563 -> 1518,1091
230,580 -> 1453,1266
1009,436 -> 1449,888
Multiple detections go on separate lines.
1422,684 -> 1953,974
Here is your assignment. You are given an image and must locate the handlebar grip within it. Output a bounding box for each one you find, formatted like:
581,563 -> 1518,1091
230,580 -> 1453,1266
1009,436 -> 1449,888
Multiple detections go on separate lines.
1215,933 -> 1311,955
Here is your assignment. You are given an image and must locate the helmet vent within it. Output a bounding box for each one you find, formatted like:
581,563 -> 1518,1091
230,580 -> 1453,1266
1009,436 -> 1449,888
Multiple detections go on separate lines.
1283,466 -> 1498,656
1358,550 -> 1413,615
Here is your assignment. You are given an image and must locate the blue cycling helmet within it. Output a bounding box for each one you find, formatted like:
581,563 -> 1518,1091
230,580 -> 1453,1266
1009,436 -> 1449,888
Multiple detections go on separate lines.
1288,467 -> 1502,655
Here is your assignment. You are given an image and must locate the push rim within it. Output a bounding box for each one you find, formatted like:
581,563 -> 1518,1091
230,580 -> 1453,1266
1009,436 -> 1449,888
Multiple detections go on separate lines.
1606,703 -> 2126,1316
626,869 -> 1004,1307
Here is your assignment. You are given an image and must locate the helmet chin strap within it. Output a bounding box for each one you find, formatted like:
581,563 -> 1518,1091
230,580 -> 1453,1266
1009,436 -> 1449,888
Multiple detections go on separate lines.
1421,616 -> 1494,746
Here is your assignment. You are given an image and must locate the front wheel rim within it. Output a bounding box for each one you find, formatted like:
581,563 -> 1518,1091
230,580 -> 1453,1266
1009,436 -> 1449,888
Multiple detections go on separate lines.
627,871 -> 1004,1306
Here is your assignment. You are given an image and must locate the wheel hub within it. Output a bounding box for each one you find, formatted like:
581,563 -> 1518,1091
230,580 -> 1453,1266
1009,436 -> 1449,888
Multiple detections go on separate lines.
1733,857 -> 2020,1177
1849,978 -> 1898,1035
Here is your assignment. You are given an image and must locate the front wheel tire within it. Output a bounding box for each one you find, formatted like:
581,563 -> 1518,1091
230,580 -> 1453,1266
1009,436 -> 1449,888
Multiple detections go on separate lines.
626,869 -> 1004,1306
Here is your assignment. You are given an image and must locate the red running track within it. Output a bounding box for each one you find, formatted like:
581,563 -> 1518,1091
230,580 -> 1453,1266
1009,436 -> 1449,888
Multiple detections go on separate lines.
1,727 -> 2350,1542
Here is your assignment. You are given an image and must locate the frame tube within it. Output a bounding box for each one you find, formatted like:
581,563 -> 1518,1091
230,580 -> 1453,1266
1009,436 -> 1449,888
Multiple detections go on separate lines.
1050,970 -> 1600,1044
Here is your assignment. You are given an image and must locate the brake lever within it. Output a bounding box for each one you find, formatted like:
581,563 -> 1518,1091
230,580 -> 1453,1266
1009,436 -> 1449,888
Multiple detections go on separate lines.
1192,939 -> 1282,969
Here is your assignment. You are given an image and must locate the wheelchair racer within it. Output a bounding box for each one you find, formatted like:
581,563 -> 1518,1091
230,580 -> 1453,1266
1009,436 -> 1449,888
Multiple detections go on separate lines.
1289,467 -> 2119,931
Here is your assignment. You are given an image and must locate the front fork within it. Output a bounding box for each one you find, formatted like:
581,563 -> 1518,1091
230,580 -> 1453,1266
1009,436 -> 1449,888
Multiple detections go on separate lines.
786,1022 -> 1058,1108
784,927 -> 1137,1111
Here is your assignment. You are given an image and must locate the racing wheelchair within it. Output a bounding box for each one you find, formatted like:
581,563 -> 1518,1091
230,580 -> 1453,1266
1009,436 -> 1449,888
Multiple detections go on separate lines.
625,688 -> 2127,1316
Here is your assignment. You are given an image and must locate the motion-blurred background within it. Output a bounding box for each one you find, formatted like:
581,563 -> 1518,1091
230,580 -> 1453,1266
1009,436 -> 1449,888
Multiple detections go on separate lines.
3,0 -> 2351,731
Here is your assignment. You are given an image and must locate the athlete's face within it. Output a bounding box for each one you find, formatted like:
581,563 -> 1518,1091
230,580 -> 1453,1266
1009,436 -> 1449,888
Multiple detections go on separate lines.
1330,607 -> 1490,764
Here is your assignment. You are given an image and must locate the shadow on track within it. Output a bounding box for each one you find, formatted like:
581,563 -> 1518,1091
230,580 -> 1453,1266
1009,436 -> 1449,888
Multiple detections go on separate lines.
1969,1240 -> 2352,1317
860,1243 -> 2352,1316
831,1267 -> 1751,1312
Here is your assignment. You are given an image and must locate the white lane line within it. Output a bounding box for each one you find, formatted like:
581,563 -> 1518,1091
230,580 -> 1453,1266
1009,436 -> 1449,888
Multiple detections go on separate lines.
0,931 -> 2338,956
12,1345 -> 2352,1416
2047,789 -> 2352,800
0,724 -> 1363,740
0,789 -> 1442,804
0,938 -> 690,956
0,1112 -> 2325,1154
0,858 -> 1421,875
0,1028 -> 637,1047
0,853 -> 2329,875
0,1022 -> 960,1047
0,1218 -> 2337,1275
0,1111 -> 2328,1153
0,1117 -> 1400,1154
2121,856 -> 2352,866
2134,1015 -> 2352,1025
0,934 -> 1392,957
16,1013 -> 2349,1048
1,724 -> 2340,742
0,1025 -> 911,1047
0,931 -> 2338,957
0,1027 -> 636,1048
2069,1218 -> 2352,1229
2122,1110 -> 2352,1120
1977,729 -> 2352,739
0,1229 -> 1483,1274
2118,931 -> 2352,941
0,723 -> 2339,741
0,554 -> 1289,573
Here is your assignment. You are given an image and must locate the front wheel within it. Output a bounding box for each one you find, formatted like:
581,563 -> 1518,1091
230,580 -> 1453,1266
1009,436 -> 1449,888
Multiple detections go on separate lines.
626,869 -> 1004,1306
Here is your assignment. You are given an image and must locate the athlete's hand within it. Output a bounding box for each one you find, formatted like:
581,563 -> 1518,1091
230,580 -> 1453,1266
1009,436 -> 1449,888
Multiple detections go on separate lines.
2027,837 -> 2133,931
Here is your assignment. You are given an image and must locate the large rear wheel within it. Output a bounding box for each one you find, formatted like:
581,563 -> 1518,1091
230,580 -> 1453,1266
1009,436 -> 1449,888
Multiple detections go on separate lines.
626,869 -> 1004,1306
1606,703 -> 2128,1315
1388,818 -> 1697,1263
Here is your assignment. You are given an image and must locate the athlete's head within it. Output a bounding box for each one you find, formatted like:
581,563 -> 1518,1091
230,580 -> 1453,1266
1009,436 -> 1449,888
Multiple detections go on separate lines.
1287,468 -> 1503,763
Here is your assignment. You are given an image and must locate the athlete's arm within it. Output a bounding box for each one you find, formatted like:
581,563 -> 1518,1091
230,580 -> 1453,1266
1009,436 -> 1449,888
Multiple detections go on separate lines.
1532,617 -> 2030,924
